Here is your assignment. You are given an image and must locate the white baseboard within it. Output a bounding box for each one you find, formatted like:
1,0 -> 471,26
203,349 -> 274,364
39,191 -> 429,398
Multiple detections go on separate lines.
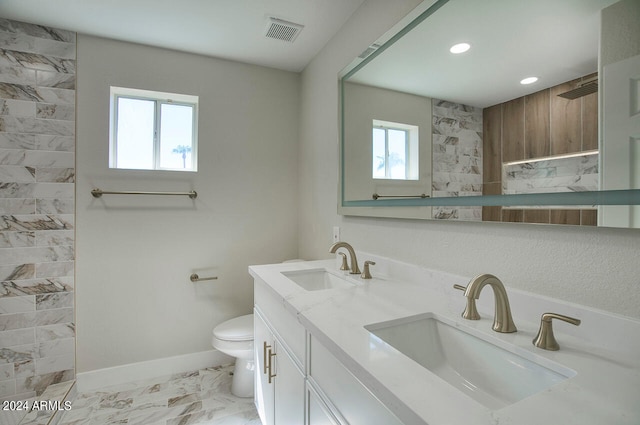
76,349 -> 233,392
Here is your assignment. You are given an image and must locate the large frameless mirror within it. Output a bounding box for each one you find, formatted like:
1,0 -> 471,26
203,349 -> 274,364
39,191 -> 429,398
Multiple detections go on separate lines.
339,0 -> 640,227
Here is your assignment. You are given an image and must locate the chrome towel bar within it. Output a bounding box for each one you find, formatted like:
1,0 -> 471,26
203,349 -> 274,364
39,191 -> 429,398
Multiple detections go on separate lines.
190,273 -> 218,283
91,188 -> 197,199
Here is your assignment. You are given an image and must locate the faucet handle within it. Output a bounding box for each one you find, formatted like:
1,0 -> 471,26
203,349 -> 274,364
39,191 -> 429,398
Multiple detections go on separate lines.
338,253 -> 349,271
533,312 -> 581,351
453,284 -> 481,320
361,261 -> 376,279
462,297 -> 481,320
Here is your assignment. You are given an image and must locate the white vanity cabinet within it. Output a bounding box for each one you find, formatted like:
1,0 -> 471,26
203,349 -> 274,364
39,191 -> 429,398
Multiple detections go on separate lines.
253,275 -> 404,425
254,310 -> 305,425
254,278 -> 306,425
309,335 -> 404,425
307,384 -> 343,425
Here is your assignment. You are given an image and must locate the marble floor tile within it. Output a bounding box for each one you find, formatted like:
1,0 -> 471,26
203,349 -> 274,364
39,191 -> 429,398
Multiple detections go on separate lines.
56,365 -> 261,425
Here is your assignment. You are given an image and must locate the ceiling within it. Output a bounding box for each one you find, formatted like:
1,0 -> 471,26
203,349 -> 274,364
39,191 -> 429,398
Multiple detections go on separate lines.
347,0 -> 619,108
0,0 -> 366,72
0,0 -> 622,105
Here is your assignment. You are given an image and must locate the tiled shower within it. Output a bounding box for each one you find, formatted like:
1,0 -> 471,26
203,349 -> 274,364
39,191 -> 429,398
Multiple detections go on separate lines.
431,99 -> 483,220
0,18 -> 76,402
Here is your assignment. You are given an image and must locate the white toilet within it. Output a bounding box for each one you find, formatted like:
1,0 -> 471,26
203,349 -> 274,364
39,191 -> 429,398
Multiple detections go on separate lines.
212,313 -> 255,398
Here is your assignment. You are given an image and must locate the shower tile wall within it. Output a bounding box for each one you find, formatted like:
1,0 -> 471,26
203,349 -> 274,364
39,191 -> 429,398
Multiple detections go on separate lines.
431,99 -> 483,220
0,19 -> 76,400
503,153 -> 599,195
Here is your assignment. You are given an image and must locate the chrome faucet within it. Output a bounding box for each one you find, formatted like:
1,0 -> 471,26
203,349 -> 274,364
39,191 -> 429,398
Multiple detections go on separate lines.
456,274 -> 517,333
329,242 -> 360,274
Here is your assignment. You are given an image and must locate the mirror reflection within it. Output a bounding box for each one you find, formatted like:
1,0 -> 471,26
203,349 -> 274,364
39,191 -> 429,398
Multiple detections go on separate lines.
340,0 -> 640,227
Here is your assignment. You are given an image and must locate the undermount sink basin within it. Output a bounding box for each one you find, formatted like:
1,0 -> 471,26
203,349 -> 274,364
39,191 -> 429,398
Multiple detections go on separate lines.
365,313 -> 576,409
281,268 -> 355,291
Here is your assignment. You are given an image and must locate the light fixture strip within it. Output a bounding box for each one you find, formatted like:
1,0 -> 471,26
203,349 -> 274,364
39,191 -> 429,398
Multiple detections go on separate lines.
504,150 -> 599,166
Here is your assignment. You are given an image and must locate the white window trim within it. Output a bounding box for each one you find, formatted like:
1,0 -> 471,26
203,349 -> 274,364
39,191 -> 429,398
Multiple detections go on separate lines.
109,86 -> 199,172
372,119 -> 419,180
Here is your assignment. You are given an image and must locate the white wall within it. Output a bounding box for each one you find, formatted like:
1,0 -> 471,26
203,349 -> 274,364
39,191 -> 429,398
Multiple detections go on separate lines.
600,0 -> 640,67
298,0 -> 640,319
343,82 -> 431,201
76,35 -> 300,373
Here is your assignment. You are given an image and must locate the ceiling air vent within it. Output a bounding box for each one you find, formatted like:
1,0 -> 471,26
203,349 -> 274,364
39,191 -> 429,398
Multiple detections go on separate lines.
358,44 -> 381,59
265,17 -> 304,43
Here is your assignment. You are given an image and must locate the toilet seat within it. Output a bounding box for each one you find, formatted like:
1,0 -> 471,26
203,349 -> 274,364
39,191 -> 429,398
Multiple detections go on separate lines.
213,314 -> 253,341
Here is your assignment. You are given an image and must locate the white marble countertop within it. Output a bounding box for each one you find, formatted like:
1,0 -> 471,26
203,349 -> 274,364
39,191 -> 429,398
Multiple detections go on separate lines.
249,253 -> 640,425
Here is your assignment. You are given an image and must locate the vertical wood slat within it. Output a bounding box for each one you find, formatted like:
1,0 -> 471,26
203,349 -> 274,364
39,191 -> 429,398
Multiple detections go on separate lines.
502,97 -> 524,162
483,104 -> 502,184
502,209 -> 523,223
524,209 -> 551,224
525,89 -> 550,159
550,209 -> 581,225
481,182 -> 502,222
581,210 -> 598,226
550,78 -> 582,155
582,73 -> 598,151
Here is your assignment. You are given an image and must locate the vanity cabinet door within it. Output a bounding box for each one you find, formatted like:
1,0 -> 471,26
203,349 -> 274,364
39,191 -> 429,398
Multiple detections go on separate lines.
254,278 -> 306,366
273,340 -> 305,425
307,385 -> 344,425
309,335 -> 404,425
255,308 -> 305,425
255,309 -> 275,425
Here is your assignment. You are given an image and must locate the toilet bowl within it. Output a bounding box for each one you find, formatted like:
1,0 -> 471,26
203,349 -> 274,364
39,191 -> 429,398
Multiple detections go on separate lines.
212,313 -> 254,398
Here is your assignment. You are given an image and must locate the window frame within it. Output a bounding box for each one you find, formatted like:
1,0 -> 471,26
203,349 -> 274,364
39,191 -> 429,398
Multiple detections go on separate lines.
109,86 -> 199,172
372,119 -> 419,181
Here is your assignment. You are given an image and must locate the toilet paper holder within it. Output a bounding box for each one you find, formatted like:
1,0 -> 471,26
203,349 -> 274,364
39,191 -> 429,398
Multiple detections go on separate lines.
190,273 -> 218,282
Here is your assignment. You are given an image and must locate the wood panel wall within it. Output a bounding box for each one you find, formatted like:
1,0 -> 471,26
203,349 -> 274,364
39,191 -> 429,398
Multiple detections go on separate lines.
481,73 -> 598,226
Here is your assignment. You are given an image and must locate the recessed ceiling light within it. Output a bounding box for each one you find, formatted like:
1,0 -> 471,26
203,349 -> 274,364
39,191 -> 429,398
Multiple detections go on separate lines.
520,77 -> 538,85
449,43 -> 471,54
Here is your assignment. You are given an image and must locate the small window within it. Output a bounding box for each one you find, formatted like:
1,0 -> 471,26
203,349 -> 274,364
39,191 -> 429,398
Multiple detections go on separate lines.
109,87 -> 198,171
372,120 -> 419,180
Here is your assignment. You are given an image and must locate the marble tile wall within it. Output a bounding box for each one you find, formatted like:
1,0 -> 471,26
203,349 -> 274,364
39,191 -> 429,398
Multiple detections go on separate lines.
0,18 -> 76,402
431,99 -> 483,221
503,153 -> 599,194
